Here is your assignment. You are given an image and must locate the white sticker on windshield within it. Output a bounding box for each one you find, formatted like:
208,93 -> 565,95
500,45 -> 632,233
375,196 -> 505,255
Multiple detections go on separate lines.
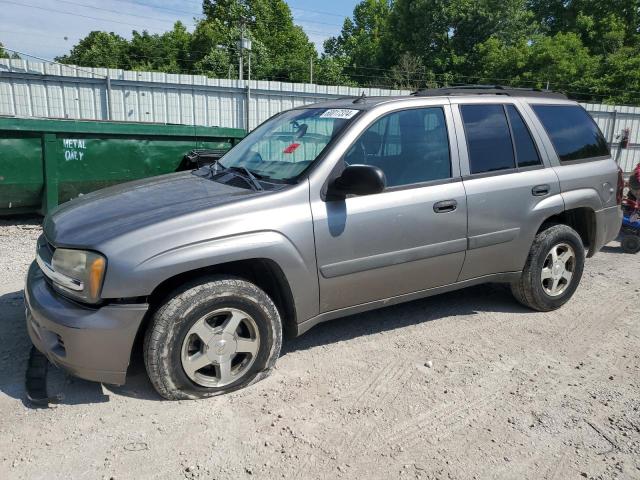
320,109 -> 359,119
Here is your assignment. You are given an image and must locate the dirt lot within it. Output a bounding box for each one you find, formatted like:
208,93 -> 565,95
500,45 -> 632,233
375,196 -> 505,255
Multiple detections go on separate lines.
0,217 -> 639,480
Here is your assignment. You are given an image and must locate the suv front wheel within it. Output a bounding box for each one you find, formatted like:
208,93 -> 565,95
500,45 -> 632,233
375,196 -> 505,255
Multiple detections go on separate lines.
511,224 -> 586,311
144,276 -> 282,400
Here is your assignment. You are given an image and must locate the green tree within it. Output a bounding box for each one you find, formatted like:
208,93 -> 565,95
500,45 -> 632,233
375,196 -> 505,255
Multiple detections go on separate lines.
596,46 -> 640,104
128,22 -> 192,73
527,0 -> 640,51
472,32 -> 600,98
387,0 -> 536,74
50,0 -> 640,104
324,0 -> 393,83
55,31 -> 130,68
248,0 -> 317,81
56,1 -> 318,82
314,56 -> 357,86
192,0 -> 318,82
0,42 -> 19,59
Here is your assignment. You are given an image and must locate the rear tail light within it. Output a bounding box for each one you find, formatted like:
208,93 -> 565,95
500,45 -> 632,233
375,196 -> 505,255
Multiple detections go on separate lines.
617,167 -> 625,205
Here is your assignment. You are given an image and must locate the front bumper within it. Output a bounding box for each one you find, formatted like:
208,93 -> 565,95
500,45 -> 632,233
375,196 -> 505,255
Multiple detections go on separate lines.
24,262 -> 148,385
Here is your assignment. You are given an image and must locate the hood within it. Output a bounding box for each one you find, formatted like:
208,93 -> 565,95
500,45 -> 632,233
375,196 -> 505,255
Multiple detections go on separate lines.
44,172 -> 261,247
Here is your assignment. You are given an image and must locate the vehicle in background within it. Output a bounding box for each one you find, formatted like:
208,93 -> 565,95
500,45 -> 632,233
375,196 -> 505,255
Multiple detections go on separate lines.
621,163 -> 640,253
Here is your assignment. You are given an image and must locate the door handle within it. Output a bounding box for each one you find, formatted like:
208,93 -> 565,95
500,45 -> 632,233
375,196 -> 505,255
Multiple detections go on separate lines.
532,184 -> 550,196
433,200 -> 458,213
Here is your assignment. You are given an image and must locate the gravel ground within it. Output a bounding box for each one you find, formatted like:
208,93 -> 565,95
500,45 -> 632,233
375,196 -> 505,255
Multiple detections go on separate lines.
0,217 -> 639,480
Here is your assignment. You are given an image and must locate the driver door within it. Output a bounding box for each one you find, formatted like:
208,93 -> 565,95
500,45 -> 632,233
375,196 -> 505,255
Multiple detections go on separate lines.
311,105 -> 468,312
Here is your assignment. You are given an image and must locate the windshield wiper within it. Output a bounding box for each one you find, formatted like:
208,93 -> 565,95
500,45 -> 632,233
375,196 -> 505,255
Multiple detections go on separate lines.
208,160 -> 226,175
228,166 -> 264,191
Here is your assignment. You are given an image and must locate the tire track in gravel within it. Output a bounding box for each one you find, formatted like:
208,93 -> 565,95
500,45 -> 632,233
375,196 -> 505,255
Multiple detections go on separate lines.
555,292 -> 629,360
292,274 -> 634,478
291,359 -> 412,480
381,358 -> 523,451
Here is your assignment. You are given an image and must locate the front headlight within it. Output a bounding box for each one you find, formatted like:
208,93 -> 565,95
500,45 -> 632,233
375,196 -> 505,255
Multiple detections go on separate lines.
50,249 -> 106,303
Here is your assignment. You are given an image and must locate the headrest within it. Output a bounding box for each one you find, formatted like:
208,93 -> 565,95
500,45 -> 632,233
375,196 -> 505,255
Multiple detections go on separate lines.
362,130 -> 382,154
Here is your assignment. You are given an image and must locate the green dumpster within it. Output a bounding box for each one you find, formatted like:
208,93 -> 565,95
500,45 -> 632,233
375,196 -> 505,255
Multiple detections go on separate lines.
0,117 -> 245,215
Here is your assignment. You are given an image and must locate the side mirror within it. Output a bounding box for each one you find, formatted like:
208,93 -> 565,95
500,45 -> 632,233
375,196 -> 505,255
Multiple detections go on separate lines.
327,164 -> 386,200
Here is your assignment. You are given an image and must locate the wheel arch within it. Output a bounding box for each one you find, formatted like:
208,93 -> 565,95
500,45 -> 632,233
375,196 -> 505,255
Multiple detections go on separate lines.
146,258 -> 299,338
537,206 -> 597,257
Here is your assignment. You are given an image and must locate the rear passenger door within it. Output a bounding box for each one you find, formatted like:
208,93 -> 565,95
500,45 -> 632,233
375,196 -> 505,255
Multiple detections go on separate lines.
451,100 -> 563,280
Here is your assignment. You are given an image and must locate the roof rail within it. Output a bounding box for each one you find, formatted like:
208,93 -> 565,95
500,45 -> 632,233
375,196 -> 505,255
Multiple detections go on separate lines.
411,85 -> 568,100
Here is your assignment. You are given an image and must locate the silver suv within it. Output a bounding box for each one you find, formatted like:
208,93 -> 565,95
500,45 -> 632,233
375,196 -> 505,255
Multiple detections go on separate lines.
25,87 -> 624,400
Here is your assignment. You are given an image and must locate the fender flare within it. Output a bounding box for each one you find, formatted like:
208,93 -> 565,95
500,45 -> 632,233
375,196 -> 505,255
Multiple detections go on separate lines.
103,230 -> 319,324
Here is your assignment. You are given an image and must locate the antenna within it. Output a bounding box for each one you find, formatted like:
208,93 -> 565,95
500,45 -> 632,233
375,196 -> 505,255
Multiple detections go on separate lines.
353,91 -> 367,104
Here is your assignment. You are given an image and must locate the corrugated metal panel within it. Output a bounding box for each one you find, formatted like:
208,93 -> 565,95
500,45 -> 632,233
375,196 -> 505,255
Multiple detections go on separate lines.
2,59 -> 640,172
0,59 -> 410,130
581,102 -> 640,173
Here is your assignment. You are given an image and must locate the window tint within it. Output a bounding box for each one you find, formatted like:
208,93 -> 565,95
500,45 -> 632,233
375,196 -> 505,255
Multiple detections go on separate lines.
532,105 -> 609,162
461,105 -> 515,174
345,107 -> 451,187
506,105 -> 541,168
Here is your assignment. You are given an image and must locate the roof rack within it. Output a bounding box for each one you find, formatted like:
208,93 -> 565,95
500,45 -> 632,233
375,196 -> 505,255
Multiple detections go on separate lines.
412,85 -> 568,100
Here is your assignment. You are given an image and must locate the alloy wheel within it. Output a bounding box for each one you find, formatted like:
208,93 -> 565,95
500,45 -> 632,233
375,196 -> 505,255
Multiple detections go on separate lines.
540,242 -> 576,297
180,308 -> 260,388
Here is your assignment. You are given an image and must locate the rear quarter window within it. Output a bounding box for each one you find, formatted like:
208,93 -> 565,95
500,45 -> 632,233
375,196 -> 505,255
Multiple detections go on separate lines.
532,105 -> 609,162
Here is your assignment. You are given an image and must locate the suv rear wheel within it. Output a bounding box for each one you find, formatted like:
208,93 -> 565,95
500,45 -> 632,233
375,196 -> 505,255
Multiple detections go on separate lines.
511,224 -> 585,311
144,276 -> 282,400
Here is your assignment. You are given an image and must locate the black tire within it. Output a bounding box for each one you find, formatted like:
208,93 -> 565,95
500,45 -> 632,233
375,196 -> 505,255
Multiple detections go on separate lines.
511,224 -> 585,312
621,234 -> 640,254
143,276 -> 282,400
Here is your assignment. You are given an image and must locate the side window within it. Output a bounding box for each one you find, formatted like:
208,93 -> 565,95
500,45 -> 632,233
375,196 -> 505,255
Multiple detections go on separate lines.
506,105 -> 542,168
345,107 -> 451,187
461,105 -> 515,174
532,105 -> 610,162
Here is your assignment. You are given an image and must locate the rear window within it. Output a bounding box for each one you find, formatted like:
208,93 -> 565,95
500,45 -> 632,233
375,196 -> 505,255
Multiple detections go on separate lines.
461,104 -> 515,174
506,105 -> 541,168
532,105 -> 609,162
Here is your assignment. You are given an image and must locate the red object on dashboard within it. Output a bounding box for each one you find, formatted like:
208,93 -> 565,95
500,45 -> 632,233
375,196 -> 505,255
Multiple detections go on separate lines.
283,143 -> 301,154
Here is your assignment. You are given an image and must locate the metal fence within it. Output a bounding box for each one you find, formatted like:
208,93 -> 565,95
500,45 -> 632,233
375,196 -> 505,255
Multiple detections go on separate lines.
579,103 -> 640,174
0,59 -> 408,130
1,59 -> 638,173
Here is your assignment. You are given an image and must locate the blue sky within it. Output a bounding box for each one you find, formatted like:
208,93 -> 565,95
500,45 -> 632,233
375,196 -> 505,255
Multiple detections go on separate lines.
0,0 -> 357,61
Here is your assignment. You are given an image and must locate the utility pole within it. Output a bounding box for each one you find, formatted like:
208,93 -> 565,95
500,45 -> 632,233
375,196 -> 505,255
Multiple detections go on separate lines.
238,21 -> 245,81
310,57 -> 314,84
237,29 -> 252,131
106,74 -> 113,121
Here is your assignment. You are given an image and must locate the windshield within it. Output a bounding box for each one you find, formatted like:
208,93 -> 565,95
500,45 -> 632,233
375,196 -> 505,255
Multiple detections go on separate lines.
218,108 -> 360,182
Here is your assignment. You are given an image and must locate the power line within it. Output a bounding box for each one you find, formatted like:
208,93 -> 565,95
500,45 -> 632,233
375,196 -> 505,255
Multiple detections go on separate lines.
175,0 -> 351,21
290,6 -> 353,20
0,0 -> 172,29
107,0 -> 203,17
1,0 -> 339,39
104,0 -> 348,28
1,47 -> 108,77
55,0 -> 199,26
0,29 -> 79,42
